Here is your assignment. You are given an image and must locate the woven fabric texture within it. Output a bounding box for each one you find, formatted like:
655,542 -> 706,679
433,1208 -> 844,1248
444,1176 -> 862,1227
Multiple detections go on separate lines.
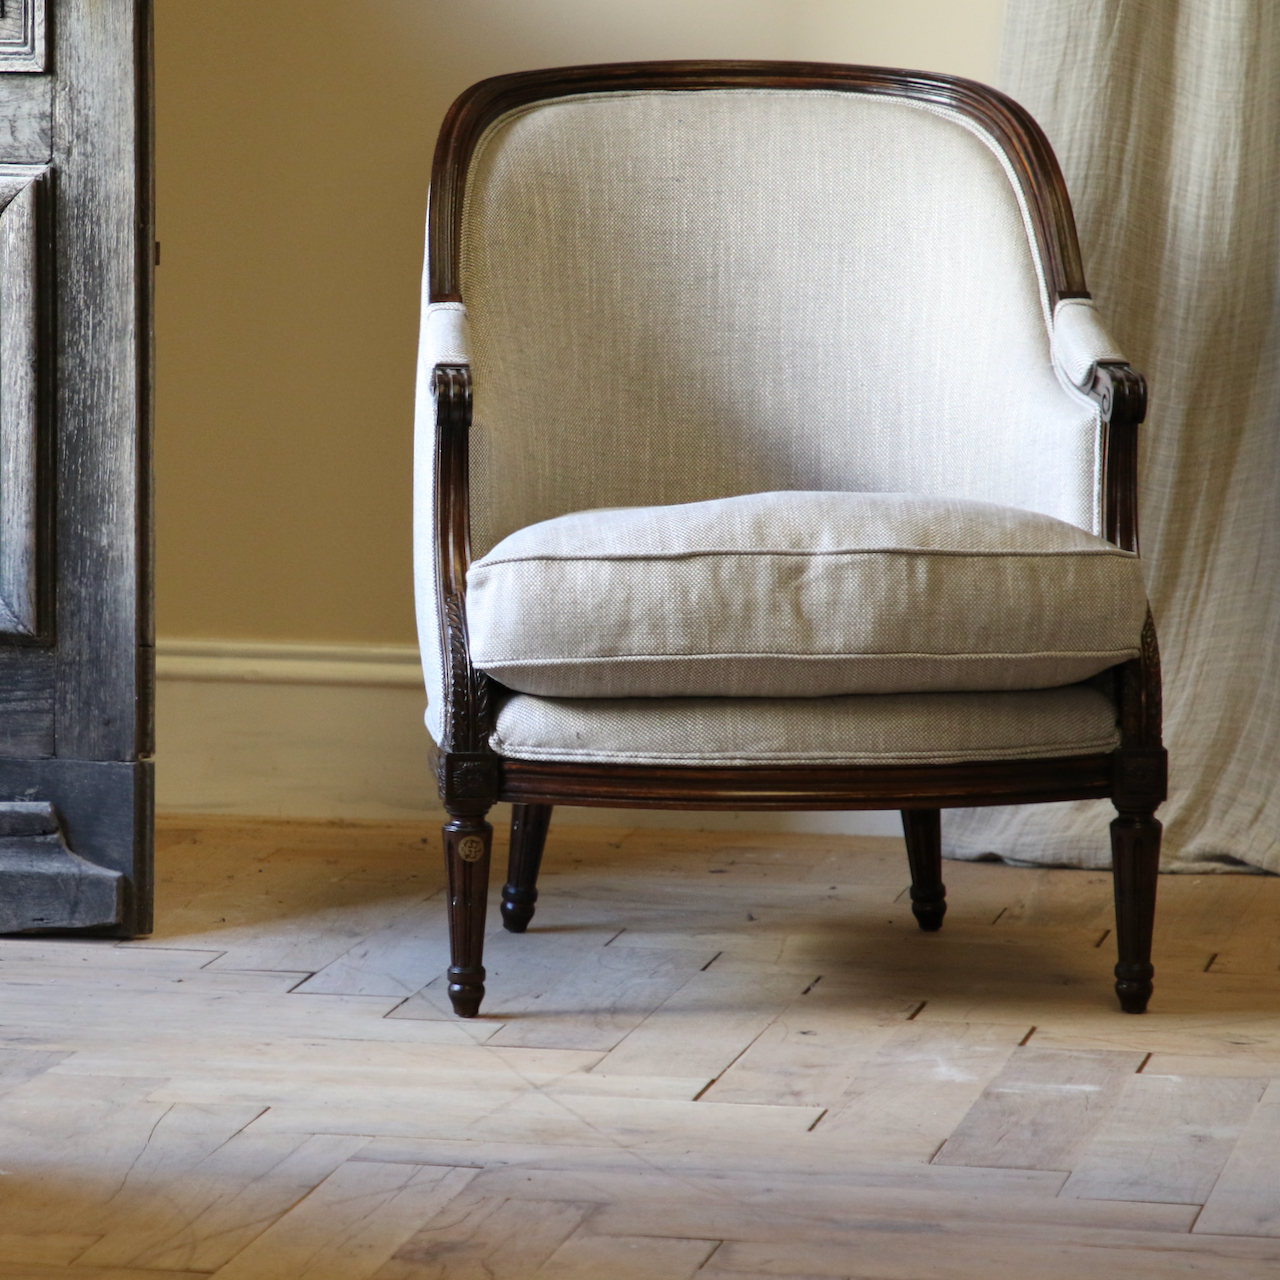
1052,299 -> 1128,390
456,89 -> 1105,560
491,684 -> 1120,766
466,491 -> 1146,698
947,0 -> 1280,873
421,302 -> 470,366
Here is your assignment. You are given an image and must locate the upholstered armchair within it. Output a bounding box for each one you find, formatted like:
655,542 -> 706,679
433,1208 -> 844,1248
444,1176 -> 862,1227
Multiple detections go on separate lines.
413,62 -> 1165,1019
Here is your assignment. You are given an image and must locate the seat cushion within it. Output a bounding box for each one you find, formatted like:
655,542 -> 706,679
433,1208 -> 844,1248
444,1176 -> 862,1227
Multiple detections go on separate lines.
466,491 -> 1147,699
490,685 -> 1121,766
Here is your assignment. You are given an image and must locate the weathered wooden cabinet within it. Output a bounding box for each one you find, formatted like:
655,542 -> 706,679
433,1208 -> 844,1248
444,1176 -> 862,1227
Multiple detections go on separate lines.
0,0 -> 154,934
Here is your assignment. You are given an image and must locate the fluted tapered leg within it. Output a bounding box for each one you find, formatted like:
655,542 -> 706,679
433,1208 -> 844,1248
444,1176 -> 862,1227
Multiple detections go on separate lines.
901,808 -> 946,932
1110,808 -> 1162,1013
443,812 -> 492,1016
502,803 -> 552,933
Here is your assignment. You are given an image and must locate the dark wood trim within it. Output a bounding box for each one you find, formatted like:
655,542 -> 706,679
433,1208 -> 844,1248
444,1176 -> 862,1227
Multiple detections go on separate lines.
442,811 -> 492,1017
1119,610 -> 1162,752
428,60 -> 1087,309
431,362 -> 491,763
502,802 -> 552,933
902,809 -> 946,931
497,753 -> 1115,811
1090,356 -> 1158,765
1110,807 -> 1161,1013
1093,361 -> 1147,555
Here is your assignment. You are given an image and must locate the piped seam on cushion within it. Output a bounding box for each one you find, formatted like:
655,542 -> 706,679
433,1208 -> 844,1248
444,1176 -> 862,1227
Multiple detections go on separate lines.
474,648 -> 1143,666
473,546 -> 1141,567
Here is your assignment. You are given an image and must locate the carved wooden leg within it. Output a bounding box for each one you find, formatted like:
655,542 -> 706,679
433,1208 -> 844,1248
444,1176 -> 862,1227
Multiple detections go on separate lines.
502,803 -> 552,933
443,811 -> 492,1017
901,808 -> 946,932
1110,808 -> 1162,1014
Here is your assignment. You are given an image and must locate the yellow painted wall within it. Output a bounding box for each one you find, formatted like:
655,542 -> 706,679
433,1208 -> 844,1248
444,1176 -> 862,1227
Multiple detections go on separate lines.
154,0 -> 1005,644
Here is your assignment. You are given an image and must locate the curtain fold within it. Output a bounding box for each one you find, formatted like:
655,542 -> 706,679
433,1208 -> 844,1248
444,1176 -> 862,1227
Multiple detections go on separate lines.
944,0 -> 1280,872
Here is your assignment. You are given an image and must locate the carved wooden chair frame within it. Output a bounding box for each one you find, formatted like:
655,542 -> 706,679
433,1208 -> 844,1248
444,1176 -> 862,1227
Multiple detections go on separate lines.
424,61 -> 1165,1019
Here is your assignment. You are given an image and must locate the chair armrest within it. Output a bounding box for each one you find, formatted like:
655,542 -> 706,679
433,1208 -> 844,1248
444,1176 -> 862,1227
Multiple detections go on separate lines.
412,300 -> 497,802
1089,363 -> 1159,756
1092,361 -> 1147,554
1051,298 -> 1147,553
431,362 -> 493,761
1052,298 -> 1127,390
1051,301 -> 1157,745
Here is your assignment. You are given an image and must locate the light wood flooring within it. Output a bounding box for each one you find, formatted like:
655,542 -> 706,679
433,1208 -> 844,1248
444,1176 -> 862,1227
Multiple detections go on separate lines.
3,815 -> 1280,1278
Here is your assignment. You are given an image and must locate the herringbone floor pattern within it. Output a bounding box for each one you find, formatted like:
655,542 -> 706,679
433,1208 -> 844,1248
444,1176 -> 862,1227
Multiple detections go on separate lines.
2,815 -> 1280,1278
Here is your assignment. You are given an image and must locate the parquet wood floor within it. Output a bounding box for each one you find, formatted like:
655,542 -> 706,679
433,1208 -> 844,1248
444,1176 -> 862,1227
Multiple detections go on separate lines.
3,815 -> 1280,1278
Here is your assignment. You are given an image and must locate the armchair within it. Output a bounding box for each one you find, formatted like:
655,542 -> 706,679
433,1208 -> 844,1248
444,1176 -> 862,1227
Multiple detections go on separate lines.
413,61 -> 1164,1019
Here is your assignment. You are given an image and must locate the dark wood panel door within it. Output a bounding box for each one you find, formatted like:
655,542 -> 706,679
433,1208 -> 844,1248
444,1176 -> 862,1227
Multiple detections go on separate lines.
0,0 -> 153,935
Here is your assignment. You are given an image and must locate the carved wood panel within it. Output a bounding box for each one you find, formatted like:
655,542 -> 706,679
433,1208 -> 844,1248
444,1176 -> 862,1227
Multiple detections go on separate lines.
0,0 -> 45,72
0,167 -> 47,636
0,0 -> 153,937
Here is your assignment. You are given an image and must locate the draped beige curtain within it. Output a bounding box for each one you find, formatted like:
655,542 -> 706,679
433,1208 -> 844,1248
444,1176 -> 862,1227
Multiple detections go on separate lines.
945,0 -> 1280,872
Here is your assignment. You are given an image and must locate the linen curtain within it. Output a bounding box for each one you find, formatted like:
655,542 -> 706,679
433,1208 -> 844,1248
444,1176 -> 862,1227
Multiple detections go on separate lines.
945,0 -> 1280,872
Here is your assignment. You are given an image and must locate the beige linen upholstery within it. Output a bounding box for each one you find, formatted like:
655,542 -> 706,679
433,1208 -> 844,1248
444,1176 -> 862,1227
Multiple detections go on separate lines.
466,491 -> 1146,699
414,84 -> 1131,757
492,684 -> 1120,766
457,90 -> 1105,562
1051,299 -> 1127,392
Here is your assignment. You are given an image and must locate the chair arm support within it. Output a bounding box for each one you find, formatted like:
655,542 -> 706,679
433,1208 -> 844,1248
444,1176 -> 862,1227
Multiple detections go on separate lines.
1088,362 -> 1160,753
1117,607 -> 1163,751
432,363 -> 496,792
1092,361 -> 1147,554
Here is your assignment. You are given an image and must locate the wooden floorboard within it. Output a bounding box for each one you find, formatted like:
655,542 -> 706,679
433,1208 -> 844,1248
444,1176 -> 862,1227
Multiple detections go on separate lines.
1,814 -> 1279,1276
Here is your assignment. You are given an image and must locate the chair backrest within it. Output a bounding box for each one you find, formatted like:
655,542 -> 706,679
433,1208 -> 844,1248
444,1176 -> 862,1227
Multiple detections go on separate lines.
431,66 -> 1102,557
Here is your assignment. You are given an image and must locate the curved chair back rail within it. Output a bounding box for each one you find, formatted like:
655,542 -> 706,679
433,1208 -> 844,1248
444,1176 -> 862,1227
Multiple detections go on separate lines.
428,61 -> 1087,306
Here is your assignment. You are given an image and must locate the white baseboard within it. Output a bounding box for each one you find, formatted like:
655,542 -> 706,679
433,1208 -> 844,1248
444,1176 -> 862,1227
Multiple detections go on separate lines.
156,638 -> 426,686
155,639 -> 900,835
